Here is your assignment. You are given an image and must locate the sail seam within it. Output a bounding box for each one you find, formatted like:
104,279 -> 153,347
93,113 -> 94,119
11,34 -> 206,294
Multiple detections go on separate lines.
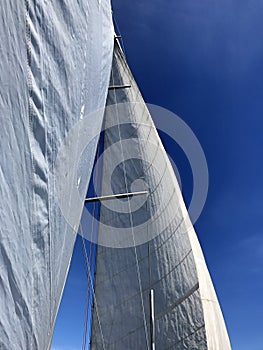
96,246 -> 192,290
164,324 -> 206,350
94,250 -> 195,320
155,282 -> 200,320
95,288 -> 204,350
96,212 -> 185,257
95,213 -> 192,290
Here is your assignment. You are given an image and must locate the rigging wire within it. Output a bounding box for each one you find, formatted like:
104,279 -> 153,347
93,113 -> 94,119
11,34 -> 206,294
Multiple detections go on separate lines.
80,222 -> 106,350
81,232 -> 93,350
110,44 -> 150,350
81,206 -> 95,350
81,141 -> 102,350
116,35 -> 155,304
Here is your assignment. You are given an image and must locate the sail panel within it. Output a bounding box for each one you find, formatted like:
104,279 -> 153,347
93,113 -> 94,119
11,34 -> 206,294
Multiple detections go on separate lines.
0,1 -> 114,349
90,42 -> 231,349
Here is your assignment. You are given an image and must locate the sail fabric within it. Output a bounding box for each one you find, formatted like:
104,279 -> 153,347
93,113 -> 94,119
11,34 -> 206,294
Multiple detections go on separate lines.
0,1 -> 113,349
90,42 -> 231,349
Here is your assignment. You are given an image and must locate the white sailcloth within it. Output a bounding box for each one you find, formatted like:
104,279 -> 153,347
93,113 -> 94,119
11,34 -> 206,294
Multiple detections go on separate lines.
90,41 -> 231,349
0,1 -> 113,349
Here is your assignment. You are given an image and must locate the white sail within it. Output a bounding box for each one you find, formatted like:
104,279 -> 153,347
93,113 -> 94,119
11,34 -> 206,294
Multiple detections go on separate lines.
90,41 -> 231,349
0,1 -> 113,349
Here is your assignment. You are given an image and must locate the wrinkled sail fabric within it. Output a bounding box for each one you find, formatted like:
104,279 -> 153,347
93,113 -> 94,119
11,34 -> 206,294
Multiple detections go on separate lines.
90,42 -> 231,349
0,1 -> 113,349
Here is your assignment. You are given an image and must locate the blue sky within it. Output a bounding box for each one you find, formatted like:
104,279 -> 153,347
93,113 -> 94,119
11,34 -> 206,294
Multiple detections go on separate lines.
52,1 -> 263,349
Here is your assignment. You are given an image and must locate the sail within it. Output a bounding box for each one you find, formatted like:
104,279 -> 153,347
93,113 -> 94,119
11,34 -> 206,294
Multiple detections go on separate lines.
90,41 -> 231,349
0,1 -> 113,349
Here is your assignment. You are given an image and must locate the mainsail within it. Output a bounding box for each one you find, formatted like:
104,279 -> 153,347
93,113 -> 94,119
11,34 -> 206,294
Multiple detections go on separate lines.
89,41 -> 231,349
0,1 -> 113,349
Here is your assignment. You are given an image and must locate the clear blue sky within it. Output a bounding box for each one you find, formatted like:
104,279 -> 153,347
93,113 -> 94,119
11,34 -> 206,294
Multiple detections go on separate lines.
52,1 -> 263,349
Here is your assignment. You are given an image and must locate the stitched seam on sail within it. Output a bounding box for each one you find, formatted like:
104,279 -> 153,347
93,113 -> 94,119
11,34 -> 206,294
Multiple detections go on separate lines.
155,282 -> 200,320
96,215 -> 187,282
96,251 -> 196,319
96,245 -> 192,292
94,286 -> 203,348
164,324 -> 206,350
